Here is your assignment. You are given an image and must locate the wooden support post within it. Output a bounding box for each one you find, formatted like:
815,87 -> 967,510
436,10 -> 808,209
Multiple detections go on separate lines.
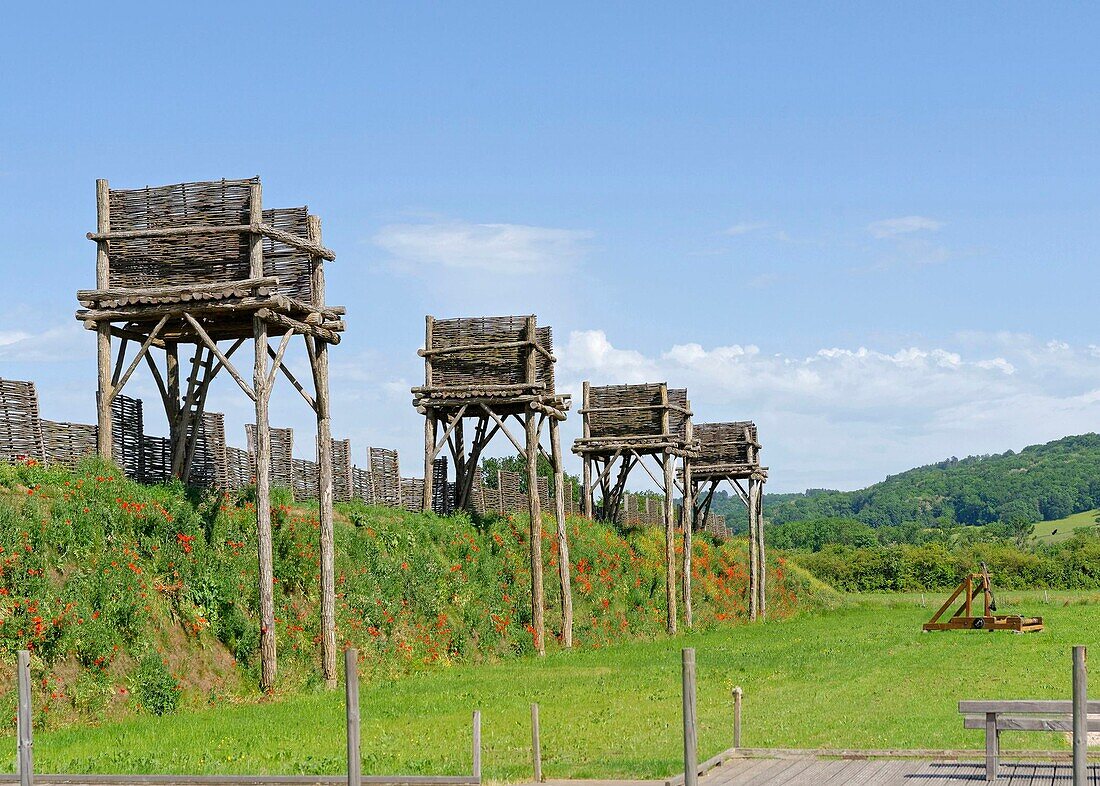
581,381 -> 593,519
345,648 -> 361,786
682,648 -> 698,786
1073,645 -> 1087,786
95,179 -> 113,461
527,408 -> 545,656
531,702 -> 542,783
984,711 -> 998,782
525,317 -> 546,656
682,453 -> 694,630
17,650 -> 32,786
756,479 -> 766,620
309,215 -> 337,689
472,710 -> 482,783
747,479 -> 759,622
660,385 -> 676,634
166,342 -> 180,457
250,181 -> 277,692
550,417 -> 573,648
423,316 -> 435,511
732,686 -> 742,749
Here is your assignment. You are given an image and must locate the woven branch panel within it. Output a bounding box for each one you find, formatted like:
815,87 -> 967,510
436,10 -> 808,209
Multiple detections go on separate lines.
0,379 -> 45,462
111,394 -> 144,480
141,436 -> 172,484
536,476 -> 550,508
585,383 -> 690,441
703,513 -> 732,540
497,470 -> 525,513
190,412 -> 228,489
226,446 -> 252,490
694,421 -> 760,467
40,420 -> 97,467
332,439 -> 353,502
352,466 -> 374,504
431,457 -> 450,515
369,447 -> 402,508
105,179 -> 317,304
401,478 -> 424,512
292,458 -> 319,500
429,316 -> 554,389
564,480 -> 577,515
246,424 -> 294,490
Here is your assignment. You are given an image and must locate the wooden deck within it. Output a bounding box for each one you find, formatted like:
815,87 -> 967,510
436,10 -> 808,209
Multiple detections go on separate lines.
697,755 -> 1100,784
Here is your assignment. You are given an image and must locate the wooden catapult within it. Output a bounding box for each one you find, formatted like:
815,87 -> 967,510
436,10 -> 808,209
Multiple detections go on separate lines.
922,563 -> 1044,633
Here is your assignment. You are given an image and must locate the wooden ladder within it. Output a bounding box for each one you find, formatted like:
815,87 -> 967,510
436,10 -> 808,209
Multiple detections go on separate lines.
172,346 -> 215,482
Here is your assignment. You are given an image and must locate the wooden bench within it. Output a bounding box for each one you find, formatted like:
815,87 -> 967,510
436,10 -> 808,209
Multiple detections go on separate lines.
959,700 -> 1100,781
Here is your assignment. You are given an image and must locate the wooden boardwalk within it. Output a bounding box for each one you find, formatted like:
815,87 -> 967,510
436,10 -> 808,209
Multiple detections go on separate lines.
697,755 -> 1100,784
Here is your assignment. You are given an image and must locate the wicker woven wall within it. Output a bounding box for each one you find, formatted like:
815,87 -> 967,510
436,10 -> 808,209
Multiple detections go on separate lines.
401,478 -> 424,512
40,420 -> 97,467
106,179 -> 316,304
292,458 -> 319,500
431,456 -> 449,515
586,383 -> 690,440
246,424 -> 294,490
0,379 -> 45,462
694,421 -> 759,466
429,316 -> 554,389
332,439 -> 353,502
369,447 -> 402,508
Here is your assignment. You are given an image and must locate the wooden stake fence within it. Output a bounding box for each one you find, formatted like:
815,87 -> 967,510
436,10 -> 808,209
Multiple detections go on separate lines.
17,650 -> 32,786
682,649 -> 697,786
531,703 -> 542,783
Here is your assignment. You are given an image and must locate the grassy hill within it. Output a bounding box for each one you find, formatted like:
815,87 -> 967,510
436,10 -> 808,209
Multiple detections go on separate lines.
711,433 -> 1100,532
0,457 -> 829,734
1033,509 -> 1100,544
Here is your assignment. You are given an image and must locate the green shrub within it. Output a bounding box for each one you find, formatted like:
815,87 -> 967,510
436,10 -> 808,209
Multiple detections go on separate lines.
132,652 -> 181,716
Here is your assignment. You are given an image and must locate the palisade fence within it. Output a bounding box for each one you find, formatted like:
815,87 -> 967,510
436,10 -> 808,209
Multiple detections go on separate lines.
0,377 -> 586,517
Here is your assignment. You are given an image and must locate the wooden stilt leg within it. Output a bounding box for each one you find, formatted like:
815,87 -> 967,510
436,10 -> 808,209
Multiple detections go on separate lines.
747,479 -> 759,622
254,316 -> 277,691
550,417 -> 573,648
663,452 -> 677,634
95,179 -> 113,461
682,455 -> 694,630
526,410 -> 545,655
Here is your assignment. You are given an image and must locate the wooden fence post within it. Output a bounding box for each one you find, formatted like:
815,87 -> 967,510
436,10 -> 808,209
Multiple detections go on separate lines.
1073,645 -> 1087,786
732,686 -> 742,749
345,649 -> 361,786
472,710 -> 482,783
531,702 -> 542,782
682,649 -> 698,786
17,650 -> 32,786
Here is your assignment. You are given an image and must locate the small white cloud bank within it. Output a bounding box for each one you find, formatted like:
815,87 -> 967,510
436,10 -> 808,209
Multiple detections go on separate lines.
867,215 -> 944,239
373,219 -> 591,275
557,330 -> 1100,491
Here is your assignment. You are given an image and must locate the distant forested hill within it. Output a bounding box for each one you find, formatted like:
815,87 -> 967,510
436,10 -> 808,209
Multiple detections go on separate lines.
708,434 -> 1100,531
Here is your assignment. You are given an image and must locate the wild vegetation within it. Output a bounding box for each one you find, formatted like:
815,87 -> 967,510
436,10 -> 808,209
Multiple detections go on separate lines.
0,456 -> 819,732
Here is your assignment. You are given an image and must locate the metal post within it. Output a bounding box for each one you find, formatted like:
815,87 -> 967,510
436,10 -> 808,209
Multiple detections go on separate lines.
732,686 -> 743,749
345,649 -> 361,786
472,710 -> 482,783
682,649 -> 698,786
17,650 -> 32,786
531,702 -> 542,782
1073,645 -> 1087,786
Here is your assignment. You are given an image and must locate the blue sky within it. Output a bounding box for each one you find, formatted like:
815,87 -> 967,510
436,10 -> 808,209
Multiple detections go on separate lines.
3,3 -> 1100,492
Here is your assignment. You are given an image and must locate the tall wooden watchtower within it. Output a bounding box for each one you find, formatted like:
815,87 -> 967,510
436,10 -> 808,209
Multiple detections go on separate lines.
75,177 -> 345,691
687,421 -> 767,620
411,315 -> 574,654
572,382 -> 699,632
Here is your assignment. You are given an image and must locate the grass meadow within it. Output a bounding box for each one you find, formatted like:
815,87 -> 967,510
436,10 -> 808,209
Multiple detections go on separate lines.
23,591 -> 1099,781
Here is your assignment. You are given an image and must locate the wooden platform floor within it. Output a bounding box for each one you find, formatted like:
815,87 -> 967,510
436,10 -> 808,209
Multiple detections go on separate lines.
700,756 -> 1100,784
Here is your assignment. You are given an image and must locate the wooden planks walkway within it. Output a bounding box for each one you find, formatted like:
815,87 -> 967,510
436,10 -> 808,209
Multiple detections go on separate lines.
698,755 -> 1100,785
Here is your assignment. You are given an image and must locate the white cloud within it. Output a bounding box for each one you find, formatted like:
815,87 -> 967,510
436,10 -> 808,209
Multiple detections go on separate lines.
373,220 -> 591,275
557,330 -> 1100,491
723,222 -> 769,236
867,215 -> 944,239
0,323 -> 87,362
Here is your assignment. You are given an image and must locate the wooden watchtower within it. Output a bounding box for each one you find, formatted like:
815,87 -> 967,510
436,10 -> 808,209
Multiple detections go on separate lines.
687,421 -> 768,620
412,315 -> 574,654
572,382 -> 699,632
75,177 -> 345,691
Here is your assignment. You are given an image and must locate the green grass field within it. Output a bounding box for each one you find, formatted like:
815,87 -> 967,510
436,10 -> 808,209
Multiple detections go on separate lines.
1033,510 -> 1100,543
23,592 -> 1098,781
